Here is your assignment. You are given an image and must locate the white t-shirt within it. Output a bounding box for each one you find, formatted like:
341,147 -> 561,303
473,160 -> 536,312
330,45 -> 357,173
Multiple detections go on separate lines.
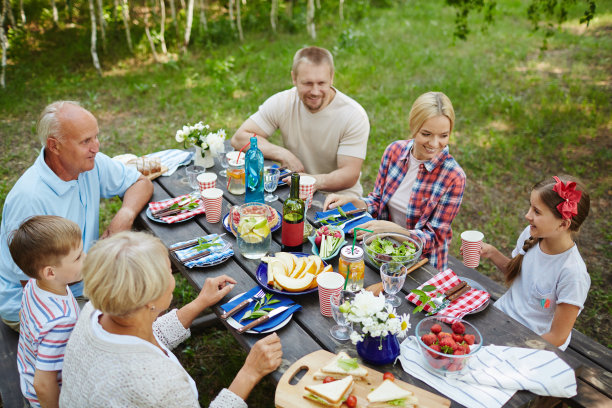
250,87 -> 370,197
387,151 -> 426,225
494,226 -> 590,350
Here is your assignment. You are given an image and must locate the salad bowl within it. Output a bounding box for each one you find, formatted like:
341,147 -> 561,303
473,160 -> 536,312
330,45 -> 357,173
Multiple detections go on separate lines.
362,231 -> 423,268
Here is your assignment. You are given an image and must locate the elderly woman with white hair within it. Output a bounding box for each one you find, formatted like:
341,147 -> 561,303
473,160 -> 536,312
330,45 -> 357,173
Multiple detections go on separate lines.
60,231 -> 282,407
324,91 -> 466,271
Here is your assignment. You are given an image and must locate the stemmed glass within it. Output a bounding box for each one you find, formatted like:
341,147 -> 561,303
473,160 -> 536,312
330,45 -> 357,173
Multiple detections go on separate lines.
380,262 -> 407,307
264,167 -> 280,202
217,147 -> 233,178
185,165 -> 205,196
330,290 -> 354,341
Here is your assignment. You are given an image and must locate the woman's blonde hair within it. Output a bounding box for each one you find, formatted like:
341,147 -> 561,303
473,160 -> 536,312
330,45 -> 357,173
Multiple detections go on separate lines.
82,231 -> 170,316
408,92 -> 455,137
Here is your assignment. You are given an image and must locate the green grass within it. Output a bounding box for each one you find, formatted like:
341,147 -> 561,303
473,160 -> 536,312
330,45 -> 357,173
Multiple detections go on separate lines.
1,0 -> 611,404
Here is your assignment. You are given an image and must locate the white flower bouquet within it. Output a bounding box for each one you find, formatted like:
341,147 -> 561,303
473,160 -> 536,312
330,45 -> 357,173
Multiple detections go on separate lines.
342,290 -> 411,346
175,122 -> 226,157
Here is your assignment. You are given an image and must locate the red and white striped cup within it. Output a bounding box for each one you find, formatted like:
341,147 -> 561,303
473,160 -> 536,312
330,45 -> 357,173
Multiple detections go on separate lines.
197,172 -> 217,195
299,176 -> 316,209
316,272 -> 345,317
461,230 -> 485,268
201,188 -> 223,223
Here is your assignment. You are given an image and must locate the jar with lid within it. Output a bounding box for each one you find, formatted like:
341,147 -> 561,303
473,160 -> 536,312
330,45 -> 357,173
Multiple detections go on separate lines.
226,151 -> 245,195
338,246 -> 365,292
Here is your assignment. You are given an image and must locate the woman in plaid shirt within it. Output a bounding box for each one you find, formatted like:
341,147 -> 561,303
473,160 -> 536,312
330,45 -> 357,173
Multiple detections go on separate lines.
324,92 -> 465,270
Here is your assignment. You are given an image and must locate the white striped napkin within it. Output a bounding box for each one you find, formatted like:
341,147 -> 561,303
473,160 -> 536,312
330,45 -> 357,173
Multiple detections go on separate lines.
145,149 -> 193,176
399,337 -> 576,408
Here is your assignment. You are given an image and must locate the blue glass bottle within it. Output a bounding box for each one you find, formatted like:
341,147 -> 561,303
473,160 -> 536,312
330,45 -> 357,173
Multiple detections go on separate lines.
245,136 -> 264,203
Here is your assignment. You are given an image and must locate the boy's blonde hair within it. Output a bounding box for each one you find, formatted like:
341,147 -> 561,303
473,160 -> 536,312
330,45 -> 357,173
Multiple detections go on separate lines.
9,216 -> 82,279
409,92 -> 455,137
83,231 -> 170,316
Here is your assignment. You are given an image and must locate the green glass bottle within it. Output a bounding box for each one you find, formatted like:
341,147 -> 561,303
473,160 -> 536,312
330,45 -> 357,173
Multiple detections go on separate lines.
281,173 -> 305,252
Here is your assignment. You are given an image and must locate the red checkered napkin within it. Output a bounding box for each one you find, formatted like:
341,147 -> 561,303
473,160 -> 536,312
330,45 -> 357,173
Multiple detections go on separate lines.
148,194 -> 205,224
405,269 -> 490,319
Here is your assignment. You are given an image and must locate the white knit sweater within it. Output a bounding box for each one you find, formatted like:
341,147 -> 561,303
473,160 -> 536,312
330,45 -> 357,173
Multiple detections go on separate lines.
59,302 -> 247,408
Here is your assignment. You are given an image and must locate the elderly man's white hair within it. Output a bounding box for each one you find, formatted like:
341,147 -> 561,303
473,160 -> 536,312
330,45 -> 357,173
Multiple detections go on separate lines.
36,100 -> 81,146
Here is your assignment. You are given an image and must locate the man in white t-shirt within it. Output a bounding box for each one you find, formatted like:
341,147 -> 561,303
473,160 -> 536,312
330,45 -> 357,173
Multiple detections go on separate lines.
231,46 -> 370,198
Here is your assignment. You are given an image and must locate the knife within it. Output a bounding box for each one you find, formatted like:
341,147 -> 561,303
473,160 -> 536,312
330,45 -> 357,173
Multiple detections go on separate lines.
316,208 -> 367,223
221,289 -> 265,320
237,305 -> 290,333
427,281 -> 472,316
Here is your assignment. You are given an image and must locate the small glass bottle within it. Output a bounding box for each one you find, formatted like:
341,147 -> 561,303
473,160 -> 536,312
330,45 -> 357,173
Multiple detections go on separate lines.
281,173 -> 305,252
226,153 -> 245,195
245,136 -> 264,204
338,246 -> 365,292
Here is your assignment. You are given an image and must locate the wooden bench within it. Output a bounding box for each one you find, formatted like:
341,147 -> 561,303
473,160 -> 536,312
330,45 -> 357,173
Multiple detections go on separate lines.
0,321 -> 26,408
447,257 -> 612,407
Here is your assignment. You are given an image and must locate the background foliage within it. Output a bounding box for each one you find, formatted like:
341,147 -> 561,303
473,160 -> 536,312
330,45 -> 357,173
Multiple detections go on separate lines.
0,0 -> 610,405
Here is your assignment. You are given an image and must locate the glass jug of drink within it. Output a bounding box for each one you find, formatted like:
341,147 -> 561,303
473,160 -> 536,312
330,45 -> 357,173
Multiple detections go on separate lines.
230,203 -> 271,259
338,246 -> 365,292
226,151 -> 245,195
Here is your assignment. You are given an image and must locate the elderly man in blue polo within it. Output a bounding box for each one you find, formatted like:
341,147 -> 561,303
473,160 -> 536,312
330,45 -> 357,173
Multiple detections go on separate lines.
0,101 -> 153,330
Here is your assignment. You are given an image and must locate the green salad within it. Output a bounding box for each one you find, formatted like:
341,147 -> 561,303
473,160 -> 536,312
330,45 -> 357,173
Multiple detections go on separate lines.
367,236 -> 417,261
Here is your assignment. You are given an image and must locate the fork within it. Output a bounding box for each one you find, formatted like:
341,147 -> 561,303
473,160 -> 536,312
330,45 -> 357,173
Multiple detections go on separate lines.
335,213 -> 368,230
221,289 -> 265,320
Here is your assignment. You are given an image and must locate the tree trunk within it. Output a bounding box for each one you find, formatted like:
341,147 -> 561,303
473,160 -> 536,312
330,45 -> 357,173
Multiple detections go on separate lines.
270,0 -> 277,33
96,0 -> 106,50
169,0 -> 178,37
235,0 -> 243,41
88,0 -> 102,75
179,0 -> 185,11
144,12 -> 160,62
228,0 -> 235,30
198,0 -> 207,33
315,0 -> 320,9
19,0 -> 25,24
50,0 -> 59,25
159,0 -> 167,54
1,4 -> 7,88
306,0 -> 315,39
112,0 -> 118,20
183,0 -> 194,51
339,0 -> 343,21
120,0 -> 133,52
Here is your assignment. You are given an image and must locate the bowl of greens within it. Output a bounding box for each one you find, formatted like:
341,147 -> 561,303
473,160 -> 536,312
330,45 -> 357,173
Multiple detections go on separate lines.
362,231 -> 423,268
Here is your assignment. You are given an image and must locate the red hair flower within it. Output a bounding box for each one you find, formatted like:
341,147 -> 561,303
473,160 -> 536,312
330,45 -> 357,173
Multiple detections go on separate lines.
552,176 -> 582,220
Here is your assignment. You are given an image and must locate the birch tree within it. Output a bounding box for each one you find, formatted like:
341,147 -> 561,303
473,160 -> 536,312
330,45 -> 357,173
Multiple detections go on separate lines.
4,0 -> 15,27
236,0 -> 243,41
198,0 -> 207,33
19,0 -> 25,24
96,0 -> 106,49
228,0 -> 235,30
183,0 -> 194,51
270,0 -> 277,33
339,0 -> 344,21
144,12 -> 160,62
88,0 -> 102,74
120,0 -> 133,52
50,0 -> 59,25
1,4 -> 7,88
306,0 -> 315,39
168,0 -> 178,37
159,0 -> 167,54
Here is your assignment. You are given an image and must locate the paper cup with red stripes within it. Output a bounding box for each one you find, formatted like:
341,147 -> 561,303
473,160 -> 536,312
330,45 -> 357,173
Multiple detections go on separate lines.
316,272 -> 345,317
197,172 -> 217,195
201,188 -> 223,223
461,230 -> 485,268
299,176 -> 316,209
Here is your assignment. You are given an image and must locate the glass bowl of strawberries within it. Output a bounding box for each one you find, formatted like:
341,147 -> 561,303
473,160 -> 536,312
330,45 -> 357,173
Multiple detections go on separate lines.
415,315 -> 483,375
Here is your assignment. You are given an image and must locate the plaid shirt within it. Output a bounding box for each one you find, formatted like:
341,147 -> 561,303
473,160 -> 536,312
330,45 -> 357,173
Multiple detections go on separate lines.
363,139 -> 465,270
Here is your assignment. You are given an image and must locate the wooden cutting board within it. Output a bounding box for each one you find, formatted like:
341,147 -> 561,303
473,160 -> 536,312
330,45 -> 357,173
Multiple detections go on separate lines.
275,350 -> 450,408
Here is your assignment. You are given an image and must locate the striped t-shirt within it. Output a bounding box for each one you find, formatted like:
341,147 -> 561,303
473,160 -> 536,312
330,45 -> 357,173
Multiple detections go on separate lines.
17,279 -> 79,407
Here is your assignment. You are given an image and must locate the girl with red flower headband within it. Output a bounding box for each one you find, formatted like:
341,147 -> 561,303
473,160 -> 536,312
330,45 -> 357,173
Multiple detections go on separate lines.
480,175 -> 590,350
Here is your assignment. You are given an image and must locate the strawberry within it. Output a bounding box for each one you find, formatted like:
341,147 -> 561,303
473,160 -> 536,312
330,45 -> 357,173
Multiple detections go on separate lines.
453,348 -> 466,355
428,343 -> 442,358
462,343 -> 471,354
439,337 -> 456,354
438,331 -> 452,341
430,324 -> 442,334
421,333 -> 437,346
463,334 -> 475,345
451,333 -> 464,343
451,321 -> 465,335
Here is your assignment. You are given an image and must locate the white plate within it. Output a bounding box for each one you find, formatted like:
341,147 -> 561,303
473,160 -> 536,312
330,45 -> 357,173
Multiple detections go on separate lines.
224,293 -> 293,334
460,277 -> 490,314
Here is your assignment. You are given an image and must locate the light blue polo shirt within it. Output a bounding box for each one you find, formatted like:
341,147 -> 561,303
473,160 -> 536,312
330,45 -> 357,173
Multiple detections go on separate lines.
0,149 -> 140,322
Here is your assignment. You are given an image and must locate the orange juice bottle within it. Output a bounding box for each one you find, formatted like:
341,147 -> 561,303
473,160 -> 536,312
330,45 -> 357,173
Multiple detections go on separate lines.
338,246 -> 365,292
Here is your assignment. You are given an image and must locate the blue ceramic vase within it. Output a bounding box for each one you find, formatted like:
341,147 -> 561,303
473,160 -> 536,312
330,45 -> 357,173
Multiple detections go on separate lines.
356,334 -> 400,365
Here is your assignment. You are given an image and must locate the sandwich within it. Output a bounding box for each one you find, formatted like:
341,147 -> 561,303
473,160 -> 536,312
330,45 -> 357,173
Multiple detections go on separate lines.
367,379 -> 418,407
303,375 -> 354,407
312,352 -> 368,381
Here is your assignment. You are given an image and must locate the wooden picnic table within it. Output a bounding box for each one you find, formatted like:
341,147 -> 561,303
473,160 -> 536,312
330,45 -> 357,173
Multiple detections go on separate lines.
134,153 -> 610,408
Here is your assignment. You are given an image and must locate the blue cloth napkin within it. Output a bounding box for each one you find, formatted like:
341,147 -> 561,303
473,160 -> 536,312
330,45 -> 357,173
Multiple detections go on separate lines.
315,203 -> 374,234
220,287 -> 301,332
170,234 -> 234,268
146,149 -> 194,176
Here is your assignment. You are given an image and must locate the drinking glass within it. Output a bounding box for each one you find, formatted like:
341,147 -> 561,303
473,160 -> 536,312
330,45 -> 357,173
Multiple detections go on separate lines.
264,167 -> 280,202
185,165 -> 205,195
217,147 -> 233,178
330,290 -> 355,341
380,262 -> 407,307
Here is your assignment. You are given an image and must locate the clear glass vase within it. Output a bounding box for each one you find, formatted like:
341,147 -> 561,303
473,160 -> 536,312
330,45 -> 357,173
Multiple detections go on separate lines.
194,146 -> 215,169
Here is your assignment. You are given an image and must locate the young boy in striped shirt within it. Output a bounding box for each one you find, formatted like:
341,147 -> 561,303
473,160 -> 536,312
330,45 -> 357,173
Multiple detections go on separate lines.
9,216 -> 83,408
